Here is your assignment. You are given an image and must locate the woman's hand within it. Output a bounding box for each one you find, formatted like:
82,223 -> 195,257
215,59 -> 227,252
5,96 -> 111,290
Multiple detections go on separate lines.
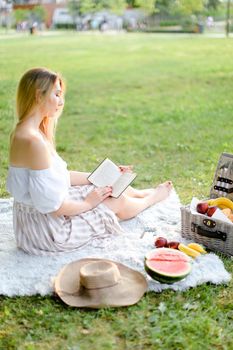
119,165 -> 133,173
85,186 -> 112,209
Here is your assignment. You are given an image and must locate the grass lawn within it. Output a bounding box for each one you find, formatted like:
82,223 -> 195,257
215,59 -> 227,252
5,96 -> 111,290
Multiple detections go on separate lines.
0,31 -> 233,349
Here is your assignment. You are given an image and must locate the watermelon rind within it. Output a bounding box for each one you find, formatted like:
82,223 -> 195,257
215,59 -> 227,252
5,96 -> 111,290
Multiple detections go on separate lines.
144,261 -> 191,284
144,264 -> 187,284
144,248 -> 192,284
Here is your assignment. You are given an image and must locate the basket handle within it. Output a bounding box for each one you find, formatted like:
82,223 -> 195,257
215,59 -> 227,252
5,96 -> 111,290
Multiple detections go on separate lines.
191,223 -> 227,241
214,185 -> 233,193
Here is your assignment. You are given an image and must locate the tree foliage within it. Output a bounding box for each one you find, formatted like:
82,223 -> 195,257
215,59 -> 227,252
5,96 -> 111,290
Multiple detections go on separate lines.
147,0 -> 221,15
205,0 -> 221,10
14,9 -> 29,23
68,0 -> 97,18
31,6 -> 46,22
14,6 -> 46,23
132,0 -> 156,14
68,0 -> 127,16
94,0 -> 127,13
156,0 -> 174,16
173,0 -> 205,16
68,0 -> 222,18
69,0 -> 158,16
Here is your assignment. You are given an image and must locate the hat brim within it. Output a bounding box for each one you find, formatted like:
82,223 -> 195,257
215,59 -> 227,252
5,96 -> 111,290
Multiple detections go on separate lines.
54,258 -> 147,308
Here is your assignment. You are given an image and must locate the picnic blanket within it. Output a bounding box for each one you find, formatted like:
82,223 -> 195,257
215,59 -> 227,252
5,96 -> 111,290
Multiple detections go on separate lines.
0,190 -> 231,297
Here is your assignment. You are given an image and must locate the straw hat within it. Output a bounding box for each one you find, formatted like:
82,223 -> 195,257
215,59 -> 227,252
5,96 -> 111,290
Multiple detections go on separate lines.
54,258 -> 147,308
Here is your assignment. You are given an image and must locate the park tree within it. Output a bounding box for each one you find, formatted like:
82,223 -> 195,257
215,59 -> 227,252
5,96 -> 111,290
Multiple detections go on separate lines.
126,0 -> 222,16
205,0 -> 221,10
173,0 -> 205,16
14,8 -> 29,23
94,0 -> 127,14
14,5 -> 46,25
68,0 -> 94,19
132,0 -> 156,14
68,0 -> 127,17
31,6 -> 46,23
155,0 -> 174,16
126,0 -> 157,14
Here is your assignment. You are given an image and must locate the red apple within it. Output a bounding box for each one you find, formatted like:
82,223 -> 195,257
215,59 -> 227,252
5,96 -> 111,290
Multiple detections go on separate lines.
154,237 -> 168,248
207,206 -> 217,217
167,241 -> 180,249
196,202 -> 209,214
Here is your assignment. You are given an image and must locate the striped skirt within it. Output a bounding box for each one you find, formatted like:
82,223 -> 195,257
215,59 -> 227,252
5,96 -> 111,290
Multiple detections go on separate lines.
13,185 -> 124,256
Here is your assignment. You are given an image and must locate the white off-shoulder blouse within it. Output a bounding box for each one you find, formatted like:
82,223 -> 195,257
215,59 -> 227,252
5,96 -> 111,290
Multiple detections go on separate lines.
6,153 -> 70,214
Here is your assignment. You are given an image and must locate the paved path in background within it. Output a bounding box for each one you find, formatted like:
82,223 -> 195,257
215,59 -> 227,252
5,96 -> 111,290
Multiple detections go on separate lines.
0,30 -> 232,40
0,30 -> 61,40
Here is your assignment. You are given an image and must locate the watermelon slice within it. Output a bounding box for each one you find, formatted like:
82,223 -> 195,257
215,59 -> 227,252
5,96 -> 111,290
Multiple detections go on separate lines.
144,248 -> 192,284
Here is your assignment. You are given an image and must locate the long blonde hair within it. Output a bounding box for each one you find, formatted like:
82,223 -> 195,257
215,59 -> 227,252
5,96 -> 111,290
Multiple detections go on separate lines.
15,67 -> 65,146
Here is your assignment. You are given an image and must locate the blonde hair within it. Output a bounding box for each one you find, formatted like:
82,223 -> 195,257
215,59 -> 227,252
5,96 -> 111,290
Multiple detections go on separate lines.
16,67 -> 65,146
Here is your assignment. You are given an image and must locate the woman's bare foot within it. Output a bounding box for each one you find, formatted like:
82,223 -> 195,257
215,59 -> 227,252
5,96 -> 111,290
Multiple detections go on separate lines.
154,181 -> 173,201
147,181 -> 173,206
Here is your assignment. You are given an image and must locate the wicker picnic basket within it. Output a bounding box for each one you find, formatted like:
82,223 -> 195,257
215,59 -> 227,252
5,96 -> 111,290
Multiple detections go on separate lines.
181,152 -> 233,256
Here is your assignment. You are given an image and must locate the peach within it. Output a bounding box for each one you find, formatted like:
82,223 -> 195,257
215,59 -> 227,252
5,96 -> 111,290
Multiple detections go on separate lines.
222,208 -> 231,218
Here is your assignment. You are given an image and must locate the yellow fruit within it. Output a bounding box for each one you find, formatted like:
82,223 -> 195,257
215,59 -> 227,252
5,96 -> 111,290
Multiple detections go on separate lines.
207,197 -> 233,210
187,243 -> 207,254
220,204 -> 231,210
178,243 -> 201,258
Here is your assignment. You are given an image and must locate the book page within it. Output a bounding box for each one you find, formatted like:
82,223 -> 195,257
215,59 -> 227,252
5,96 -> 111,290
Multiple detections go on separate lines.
112,172 -> 137,198
88,158 -> 121,187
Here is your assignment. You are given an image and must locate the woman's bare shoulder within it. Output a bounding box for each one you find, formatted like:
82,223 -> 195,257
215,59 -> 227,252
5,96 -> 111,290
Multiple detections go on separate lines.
10,129 -> 51,169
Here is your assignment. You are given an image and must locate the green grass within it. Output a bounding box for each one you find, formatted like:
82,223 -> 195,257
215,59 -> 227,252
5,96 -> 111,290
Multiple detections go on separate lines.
1,32 -> 233,350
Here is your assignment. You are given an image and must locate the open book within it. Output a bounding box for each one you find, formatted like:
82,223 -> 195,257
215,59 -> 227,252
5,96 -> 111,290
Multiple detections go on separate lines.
88,158 -> 137,198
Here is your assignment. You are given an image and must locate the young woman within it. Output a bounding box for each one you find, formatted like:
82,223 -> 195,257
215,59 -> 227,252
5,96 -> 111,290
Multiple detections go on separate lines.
7,67 -> 173,255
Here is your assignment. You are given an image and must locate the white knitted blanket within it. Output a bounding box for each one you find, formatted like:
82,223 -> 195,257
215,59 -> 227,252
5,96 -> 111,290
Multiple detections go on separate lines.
0,191 -> 231,297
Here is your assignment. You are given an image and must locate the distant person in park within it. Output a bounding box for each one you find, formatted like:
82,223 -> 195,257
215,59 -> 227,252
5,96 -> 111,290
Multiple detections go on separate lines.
206,16 -> 214,28
6,67 -> 173,255
29,21 -> 38,35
